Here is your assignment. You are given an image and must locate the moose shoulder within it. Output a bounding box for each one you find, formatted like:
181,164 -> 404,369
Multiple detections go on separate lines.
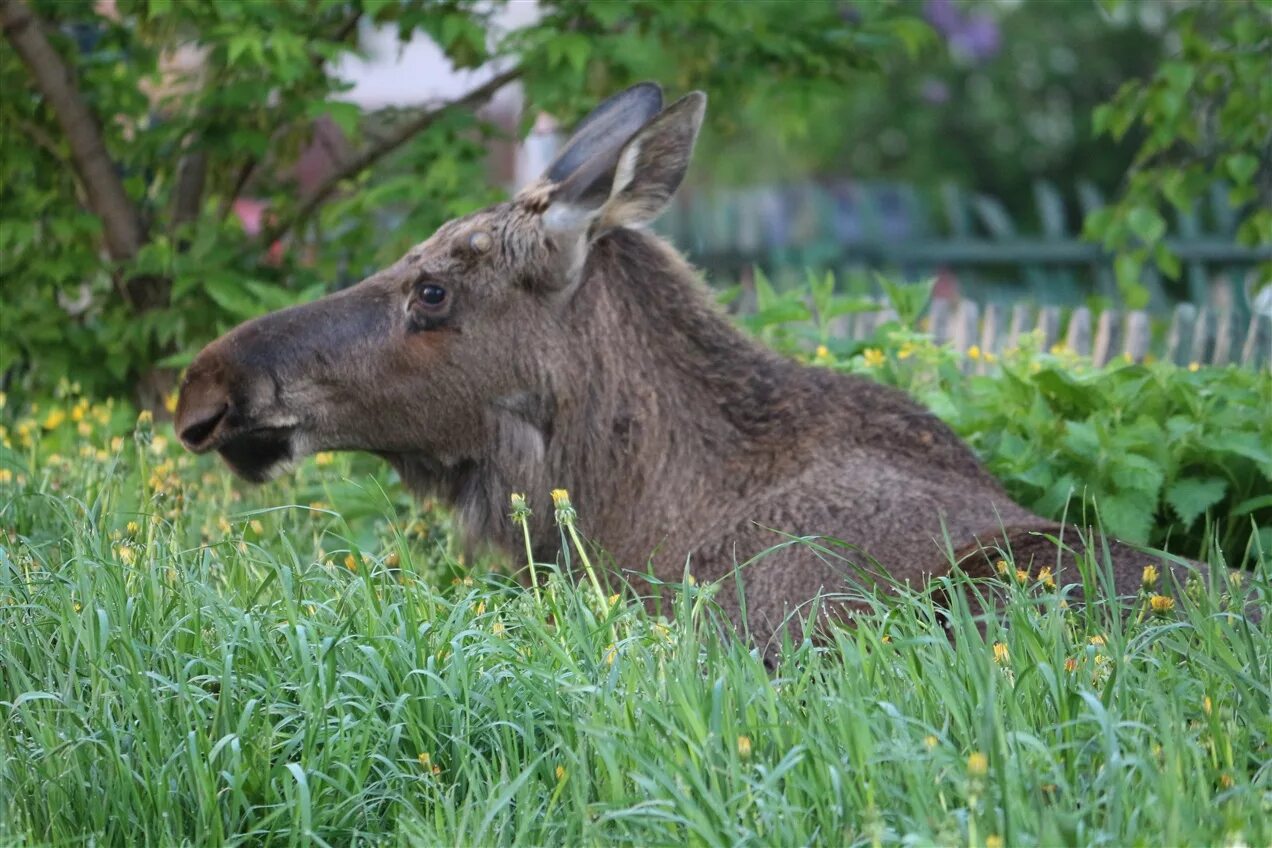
177,83 -> 1195,653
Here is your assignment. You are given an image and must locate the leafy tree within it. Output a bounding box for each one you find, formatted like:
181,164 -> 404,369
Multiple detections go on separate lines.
1083,0 -> 1272,305
0,0 -> 928,403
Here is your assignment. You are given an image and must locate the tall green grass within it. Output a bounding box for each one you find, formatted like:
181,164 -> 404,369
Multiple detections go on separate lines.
1,425 -> 1268,847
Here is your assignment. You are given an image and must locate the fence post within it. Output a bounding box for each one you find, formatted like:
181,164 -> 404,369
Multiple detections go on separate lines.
1240,313 -> 1271,368
1124,310 -> 1150,362
1066,307 -> 1092,357
1165,303 -> 1197,365
1036,307 -> 1060,352
1092,309 -> 1122,366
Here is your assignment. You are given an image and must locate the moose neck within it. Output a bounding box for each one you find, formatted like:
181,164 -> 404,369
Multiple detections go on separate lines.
395,228 -> 822,573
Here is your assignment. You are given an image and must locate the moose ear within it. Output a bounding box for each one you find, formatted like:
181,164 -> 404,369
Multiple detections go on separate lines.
540,82 -> 664,206
596,91 -> 706,232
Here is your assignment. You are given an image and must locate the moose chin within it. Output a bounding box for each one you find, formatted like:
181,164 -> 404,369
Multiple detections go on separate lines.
177,82 -> 1208,657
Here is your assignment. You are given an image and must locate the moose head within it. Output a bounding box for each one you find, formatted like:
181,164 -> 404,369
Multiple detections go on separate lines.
177,83 -> 702,486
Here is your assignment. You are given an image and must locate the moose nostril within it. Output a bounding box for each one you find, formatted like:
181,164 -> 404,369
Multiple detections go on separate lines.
179,403 -> 229,450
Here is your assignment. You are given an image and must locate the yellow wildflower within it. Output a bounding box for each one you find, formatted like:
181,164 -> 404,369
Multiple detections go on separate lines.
344,554 -> 358,572
77,421 -> 93,437
0,469 -> 12,485
1088,634 -> 1106,647
737,735 -> 752,760
110,436 -> 124,452
967,345 -> 981,361
315,452 -> 335,467
923,735 -> 939,750
250,519 -> 264,535
1038,566 -> 1055,589
862,347 -> 886,368
986,836 -> 1004,848
967,752 -> 989,777
126,521 -> 140,536
815,344 -> 830,360
1203,696 -> 1212,715
1141,564 -> 1159,590
1064,657 -> 1079,673
550,488 -> 570,508
994,560 -> 1009,576
42,408 -> 66,430
555,765 -> 567,781
474,601 -> 486,616
608,593 -> 621,608
137,410 -> 153,426
164,392 -> 178,415
492,620 -> 505,637
604,644 -> 617,665
897,342 -> 915,360
984,351 -> 998,364
1149,594 -> 1176,615
217,517 -> 232,534
1228,570 -> 1243,589
1219,773 -> 1234,789
116,545 -> 136,565
992,642 -> 1009,665
1187,362 -> 1200,372
1015,568 -> 1030,585
418,752 -> 431,766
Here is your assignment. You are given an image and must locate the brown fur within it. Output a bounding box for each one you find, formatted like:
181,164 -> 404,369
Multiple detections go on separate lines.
177,85 -> 1207,657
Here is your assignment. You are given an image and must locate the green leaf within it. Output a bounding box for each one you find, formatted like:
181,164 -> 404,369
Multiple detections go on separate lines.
1111,453 -> 1165,499
1164,476 -> 1228,528
1224,153 -> 1258,187
1127,206 -> 1166,244
1096,491 -> 1155,544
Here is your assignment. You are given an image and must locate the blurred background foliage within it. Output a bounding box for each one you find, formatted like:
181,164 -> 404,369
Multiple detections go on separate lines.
1,0 -> 1268,401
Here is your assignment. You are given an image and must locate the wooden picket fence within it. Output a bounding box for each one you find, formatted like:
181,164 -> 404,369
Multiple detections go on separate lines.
831,296 -> 1271,372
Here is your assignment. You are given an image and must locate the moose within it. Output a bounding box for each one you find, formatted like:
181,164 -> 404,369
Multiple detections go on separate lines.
177,83 -> 1198,653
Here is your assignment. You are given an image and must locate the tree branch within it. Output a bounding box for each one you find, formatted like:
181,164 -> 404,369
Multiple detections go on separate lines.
258,65 -> 523,247
1,0 -> 144,262
218,8 -> 364,222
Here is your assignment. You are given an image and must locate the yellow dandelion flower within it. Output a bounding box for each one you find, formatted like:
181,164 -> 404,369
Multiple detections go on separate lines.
418,752 -> 431,766
217,517 -> 232,534
1149,594 -> 1175,615
897,342 -> 915,360
116,545 -> 136,565
550,488 -> 570,507
474,601 -> 486,616
463,576 -> 474,587
1187,361 -> 1200,372
967,751 -> 989,777
1038,566 -> 1055,589
42,409 -> 66,430
315,452 -> 335,467
815,344 -> 830,360
1015,568 -> 1030,585
492,620 -> 505,637
994,560 -> 1009,576
137,409 -> 153,426
967,345 -> 981,361
1228,570 -> 1243,589
344,554 -> 358,572
986,835 -> 1004,848
249,519 -> 264,535
608,593 -> 621,608
1141,564 -> 1159,590
164,392 -> 178,415
126,521 -> 140,536
110,436 -> 124,452
992,642 -> 1010,665
862,348 -> 886,368
923,735 -> 939,750
73,601 -> 82,613
1219,773 -> 1234,789
881,634 -> 892,644
1088,634 -> 1106,647
1203,696 -> 1212,716
555,765 -> 567,781
737,735 -> 752,760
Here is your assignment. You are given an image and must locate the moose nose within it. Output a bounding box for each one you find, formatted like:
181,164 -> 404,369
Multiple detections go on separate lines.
176,370 -> 231,452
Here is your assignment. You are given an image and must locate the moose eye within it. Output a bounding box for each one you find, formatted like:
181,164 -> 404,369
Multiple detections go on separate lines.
419,284 -> 447,306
